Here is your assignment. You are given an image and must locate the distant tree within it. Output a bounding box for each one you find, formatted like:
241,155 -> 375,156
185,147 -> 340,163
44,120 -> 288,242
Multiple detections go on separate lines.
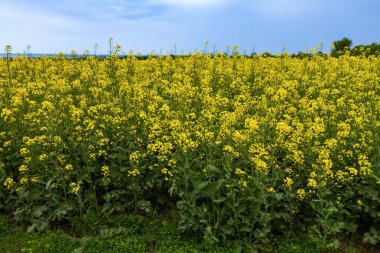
331,37 -> 352,54
351,42 -> 380,56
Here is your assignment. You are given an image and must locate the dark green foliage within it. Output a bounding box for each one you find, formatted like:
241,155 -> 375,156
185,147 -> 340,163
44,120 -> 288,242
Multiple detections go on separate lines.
351,43 -> 380,56
1,213 -> 378,253
331,37 -> 353,54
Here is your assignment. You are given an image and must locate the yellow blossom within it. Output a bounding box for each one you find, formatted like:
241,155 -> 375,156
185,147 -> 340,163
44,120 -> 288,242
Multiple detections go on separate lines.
65,164 -> 74,171
297,189 -> 306,200
101,165 -> 110,177
128,168 -> 140,177
307,178 -> 318,188
19,165 -> 29,173
283,177 -> 293,188
161,167 -> 173,177
20,147 -> 29,156
51,182 -> 59,189
129,151 -> 141,164
20,177 -> 29,184
234,168 -> 245,177
4,178 -> 14,189
3,141 -> 11,147
70,182 -> 80,194
39,154 -> 48,161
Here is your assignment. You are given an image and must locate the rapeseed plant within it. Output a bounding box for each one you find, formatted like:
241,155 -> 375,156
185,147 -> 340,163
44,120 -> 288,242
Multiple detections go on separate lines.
0,52 -> 378,247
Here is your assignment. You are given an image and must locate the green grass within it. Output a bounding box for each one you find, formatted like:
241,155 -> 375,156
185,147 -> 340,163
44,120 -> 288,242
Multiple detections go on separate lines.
0,214 -> 376,253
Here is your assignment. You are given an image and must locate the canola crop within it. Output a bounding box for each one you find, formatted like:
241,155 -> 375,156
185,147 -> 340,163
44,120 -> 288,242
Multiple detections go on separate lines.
0,53 -> 379,241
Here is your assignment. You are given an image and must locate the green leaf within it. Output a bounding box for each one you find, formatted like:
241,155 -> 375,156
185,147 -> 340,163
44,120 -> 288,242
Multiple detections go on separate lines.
194,181 -> 209,190
45,178 -> 54,190
168,185 -> 175,196
176,200 -> 187,209
327,206 -> 338,213
33,205 -> 48,218
52,206 -> 68,220
207,165 -> 221,174
27,220 -> 48,232
274,192 -> 284,200
108,153 -> 117,159
212,197 -> 226,203
120,167 -> 128,172
215,179 -> 225,189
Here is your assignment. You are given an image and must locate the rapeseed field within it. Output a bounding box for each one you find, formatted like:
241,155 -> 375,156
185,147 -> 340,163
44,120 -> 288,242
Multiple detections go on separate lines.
0,52 -> 379,247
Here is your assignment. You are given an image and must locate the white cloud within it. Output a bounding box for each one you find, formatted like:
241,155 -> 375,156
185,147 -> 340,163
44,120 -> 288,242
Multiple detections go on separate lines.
148,0 -> 232,8
251,0 -> 323,18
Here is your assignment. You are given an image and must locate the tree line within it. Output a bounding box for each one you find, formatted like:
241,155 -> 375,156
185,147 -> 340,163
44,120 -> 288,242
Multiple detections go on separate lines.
331,37 -> 380,56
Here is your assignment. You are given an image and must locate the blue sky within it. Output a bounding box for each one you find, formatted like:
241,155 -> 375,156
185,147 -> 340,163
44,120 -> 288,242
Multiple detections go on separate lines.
1,0 -> 379,54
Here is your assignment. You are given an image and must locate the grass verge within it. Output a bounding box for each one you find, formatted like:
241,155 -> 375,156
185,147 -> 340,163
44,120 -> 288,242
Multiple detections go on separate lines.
0,214 -> 376,253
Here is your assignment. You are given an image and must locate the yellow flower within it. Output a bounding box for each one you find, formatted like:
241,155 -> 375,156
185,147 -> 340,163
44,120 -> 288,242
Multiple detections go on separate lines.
129,151 -> 141,164
128,168 -> 140,177
89,153 -> 96,161
283,177 -> 293,188
51,182 -> 59,189
168,159 -> 177,167
39,154 -> 48,161
297,189 -> 306,200
20,177 -> 29,184
101,165 -> 110,177
267,187 -> 275,193
57,155 -> 66,164
337,122 -> 351,138
358,154 -> 372,176
65,164 -> 74,171
223,145 -> 239,157
309,171 -> 317,178
276,121 -> 292,135
161,168 -> 173,177
70,182 -> 80,194
252,159 -> 268,172
53,136 -> 62,144
24,156 -> 32,164
307,178 -> 317,188
325,138 -> 338,150
234,168 -> 245,177
285,167 -> 292,174
19,165 -> 29,173
244,118 -> 259,131
347,167 -> 358,176
1,108 -> 15,122
20,147 -> 29,156
335,170 -> 347,181
3,178 -> 14,189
